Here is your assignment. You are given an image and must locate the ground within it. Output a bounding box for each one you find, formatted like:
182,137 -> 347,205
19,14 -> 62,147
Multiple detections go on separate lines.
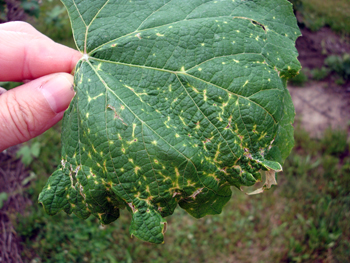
289,27 -> 350,137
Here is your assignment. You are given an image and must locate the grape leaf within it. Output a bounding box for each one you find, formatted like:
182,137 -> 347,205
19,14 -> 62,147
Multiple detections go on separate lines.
39,0 -> 301,244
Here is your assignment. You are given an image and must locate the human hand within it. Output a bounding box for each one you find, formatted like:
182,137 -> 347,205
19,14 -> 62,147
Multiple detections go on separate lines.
0,22 -> 82,152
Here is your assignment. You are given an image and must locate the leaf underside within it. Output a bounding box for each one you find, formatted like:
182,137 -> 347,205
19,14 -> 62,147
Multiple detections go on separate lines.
39,0 -> 301,244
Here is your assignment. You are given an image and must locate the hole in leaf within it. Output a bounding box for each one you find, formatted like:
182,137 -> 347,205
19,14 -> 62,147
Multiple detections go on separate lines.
251,20 -> 266,32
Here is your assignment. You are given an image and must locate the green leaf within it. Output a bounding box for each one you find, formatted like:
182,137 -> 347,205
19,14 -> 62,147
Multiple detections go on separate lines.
39,0 -> 301,244
0,192 -> 8,209
31,142 -> 41,158
17,142 -> 41,166
17,145 -> 34,166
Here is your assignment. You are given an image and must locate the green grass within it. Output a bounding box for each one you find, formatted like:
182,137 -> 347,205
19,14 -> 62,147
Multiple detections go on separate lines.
13,124 -> 350,263
292,0 -> 350,34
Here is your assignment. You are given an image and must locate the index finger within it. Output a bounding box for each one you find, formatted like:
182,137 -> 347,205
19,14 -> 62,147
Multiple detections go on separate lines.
0,22 -> 82,82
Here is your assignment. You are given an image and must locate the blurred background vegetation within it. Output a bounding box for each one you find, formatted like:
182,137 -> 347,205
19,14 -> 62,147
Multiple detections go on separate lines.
0,0 -> 350,262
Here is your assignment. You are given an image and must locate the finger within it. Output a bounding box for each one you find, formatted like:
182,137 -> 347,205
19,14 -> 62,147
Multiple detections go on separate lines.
0,24 -> 82,82
0,73 -> 75,151
0,87 -> 6,95
0,21 -> 47,37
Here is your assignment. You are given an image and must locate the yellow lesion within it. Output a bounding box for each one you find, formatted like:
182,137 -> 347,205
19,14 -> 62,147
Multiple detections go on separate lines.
164,116 -> 171,128
175,167 -> 180,178
219,101 -> 229,114
158,171 -> 171,181
207,172 -> 220,182
258,132 -> 267,141
107,105 -> 127,126
191,86 -> 200,93
103,160 -> 107,173
96,64 -> 102,72
213,143 -> 222,164
203,89 -> 207,101
134,166 -> 141,174
97,213 -> 105,220
179,116 -> 187,126
132,123 -> 137,138
92,145 -> 97,153
127,138 -> 138,144
124,84 -> 147,102
186,180 -> 196,187
234,123 -> 239,134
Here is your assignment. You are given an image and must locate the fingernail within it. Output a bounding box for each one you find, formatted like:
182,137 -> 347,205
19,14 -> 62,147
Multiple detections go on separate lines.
39,74 -> 75,113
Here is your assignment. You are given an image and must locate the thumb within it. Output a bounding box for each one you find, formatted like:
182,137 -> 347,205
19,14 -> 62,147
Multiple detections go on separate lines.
0,73 -> 75,151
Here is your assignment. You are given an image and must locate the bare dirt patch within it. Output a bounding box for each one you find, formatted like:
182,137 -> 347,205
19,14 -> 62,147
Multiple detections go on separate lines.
296,27 -> 350,69
289,84 -> 350,137
290,27 -> 350,137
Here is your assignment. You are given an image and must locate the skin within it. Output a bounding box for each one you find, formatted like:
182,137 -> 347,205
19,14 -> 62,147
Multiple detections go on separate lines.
0,21 -> 82,152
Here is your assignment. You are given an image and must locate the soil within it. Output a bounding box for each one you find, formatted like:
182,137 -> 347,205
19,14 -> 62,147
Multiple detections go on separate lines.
296,27 -> 350,68
289,27 -> 350,137
0,147 -> 30,263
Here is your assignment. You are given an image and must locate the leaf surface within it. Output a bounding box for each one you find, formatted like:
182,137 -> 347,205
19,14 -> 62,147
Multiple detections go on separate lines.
39,0 -> 301,243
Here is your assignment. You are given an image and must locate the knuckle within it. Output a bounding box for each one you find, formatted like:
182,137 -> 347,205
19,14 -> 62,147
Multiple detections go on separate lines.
4,91 -> 36,141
